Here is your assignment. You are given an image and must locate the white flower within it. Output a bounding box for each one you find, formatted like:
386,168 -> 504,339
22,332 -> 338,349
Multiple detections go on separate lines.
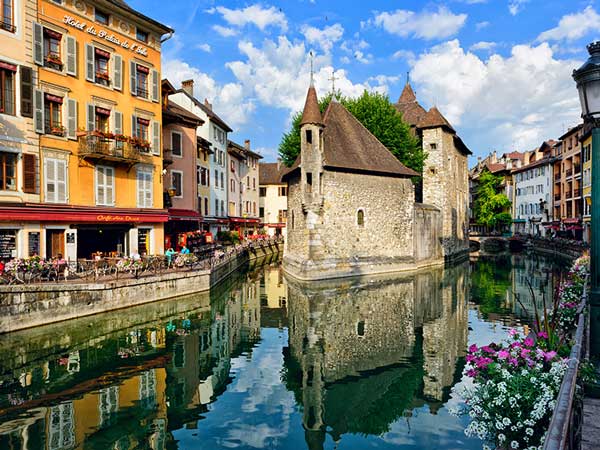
511,441 -> 519,449
526,428 -> 534,436
498,433 -> 506,442
503,417 -> 511,426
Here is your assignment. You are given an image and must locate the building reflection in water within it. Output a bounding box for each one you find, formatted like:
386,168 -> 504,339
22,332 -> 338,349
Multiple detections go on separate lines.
284,263 -> 469,449
0,254 -> 565,450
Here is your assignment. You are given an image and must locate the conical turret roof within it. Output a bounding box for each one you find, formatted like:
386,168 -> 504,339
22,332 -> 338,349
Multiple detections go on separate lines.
300,84 -> 323,126
398,82 -> 417,103
417,106 -> 455,132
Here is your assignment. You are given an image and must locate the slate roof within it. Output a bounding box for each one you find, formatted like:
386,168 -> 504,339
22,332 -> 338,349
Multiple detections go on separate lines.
300,85 -> 323,126
418,106 -> 455,133
394,83 -> 428,128
259,163 -> 291,185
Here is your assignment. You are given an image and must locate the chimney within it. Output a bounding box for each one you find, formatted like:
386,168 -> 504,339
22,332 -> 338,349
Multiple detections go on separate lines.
277,157 -> 282,170
524,151 -> 531,166
491,150 -> 497,164
204,98 -> 212,110
506,159 -> 513,170
181,79 -> 194,97
244,139 -> 250,150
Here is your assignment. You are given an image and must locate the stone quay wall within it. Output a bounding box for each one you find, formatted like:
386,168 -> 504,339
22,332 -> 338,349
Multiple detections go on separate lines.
0,243 -> 282,334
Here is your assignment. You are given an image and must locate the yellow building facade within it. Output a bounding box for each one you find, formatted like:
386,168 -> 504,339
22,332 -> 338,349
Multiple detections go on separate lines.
0,0 -> 172,260
582,132 -> 592,243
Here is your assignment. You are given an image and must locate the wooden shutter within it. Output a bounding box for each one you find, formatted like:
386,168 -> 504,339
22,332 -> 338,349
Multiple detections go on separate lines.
113,110 -> 122,135
112,54 -> 122,91
129,61 -> 137,96
137,169 -> 144,207
145,170 -> 153,207
45,159 -> 55,202
106,167 -> 114,205
152,121 -> 160,155
20,66 -> 33,118
34,89 -> 44,134
33,22 -> 43,66
23,154 -> 38,194
65,36 -> 77,76
96,166 -> 105,205
66,98 -> 77,139
86,103 -> 95,131
151,69 -> 159,102
131,114 -> 136,137
85,44 -> 94,82
56,160 -> 67,203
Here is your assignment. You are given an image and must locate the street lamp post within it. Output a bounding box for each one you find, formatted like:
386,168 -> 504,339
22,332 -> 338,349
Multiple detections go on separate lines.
573,41 -> 600,355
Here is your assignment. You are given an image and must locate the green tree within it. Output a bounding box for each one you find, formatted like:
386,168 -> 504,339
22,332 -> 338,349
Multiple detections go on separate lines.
278,91 -> 426,173
473,170 -> 512,229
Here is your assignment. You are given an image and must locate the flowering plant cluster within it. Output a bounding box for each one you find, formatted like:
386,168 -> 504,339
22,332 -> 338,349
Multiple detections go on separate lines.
115,258 -> 143,271
4,256 -> 63,275
460,255 -> 589,450
174,254 -> 198,267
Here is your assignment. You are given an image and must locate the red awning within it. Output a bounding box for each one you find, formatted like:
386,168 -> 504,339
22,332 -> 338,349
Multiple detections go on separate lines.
0,205 -> 168,223
168,209 -> 201,221
229,217 -> 260,224
45,93 -> 63,104
0,61 -> 17,72
563,218 -> 580,224
136,64 -> 150,74
266,223 -> 286,228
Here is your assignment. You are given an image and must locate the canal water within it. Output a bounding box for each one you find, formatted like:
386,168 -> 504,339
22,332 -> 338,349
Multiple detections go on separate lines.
0,253 -> 568,450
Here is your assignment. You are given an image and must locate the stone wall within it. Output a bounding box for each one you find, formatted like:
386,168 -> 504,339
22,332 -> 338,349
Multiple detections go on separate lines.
414,203 -> 443,263
421,128 -> 470,260
0,244 -> 282,334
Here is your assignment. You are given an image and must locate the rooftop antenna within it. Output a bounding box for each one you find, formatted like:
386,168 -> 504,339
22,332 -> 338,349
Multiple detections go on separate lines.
328,69 -> 339,93
309,51 -> 314,86
406,70 -> 410,85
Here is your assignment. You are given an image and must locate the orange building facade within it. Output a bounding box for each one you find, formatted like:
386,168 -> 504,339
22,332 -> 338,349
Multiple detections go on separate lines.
0,0 -> 172,260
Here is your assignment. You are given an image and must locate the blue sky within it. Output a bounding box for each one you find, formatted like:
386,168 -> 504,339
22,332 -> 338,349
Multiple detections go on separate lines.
127,0 -> 600,163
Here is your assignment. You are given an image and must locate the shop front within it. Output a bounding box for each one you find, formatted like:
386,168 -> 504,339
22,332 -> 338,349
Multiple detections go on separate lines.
0,205 -> 167,261
229,217 -> 261,238
164,208 -> 201,251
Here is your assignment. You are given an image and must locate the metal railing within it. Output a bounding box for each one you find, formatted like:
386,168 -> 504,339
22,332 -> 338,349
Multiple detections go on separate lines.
543,280 -> 588,450
78,133 -> 153,163
566,169 -> 573,177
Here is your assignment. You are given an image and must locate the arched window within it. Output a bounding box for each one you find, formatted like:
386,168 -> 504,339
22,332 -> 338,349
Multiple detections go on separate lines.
357,321 -> 365,336
357,209 -> 365,227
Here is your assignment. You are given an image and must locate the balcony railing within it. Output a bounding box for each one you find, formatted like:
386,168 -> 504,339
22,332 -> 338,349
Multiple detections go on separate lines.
78,132 -> 153,165
566,169 -> 573,177
565,191 -> 572,199
554,194 -> 561,201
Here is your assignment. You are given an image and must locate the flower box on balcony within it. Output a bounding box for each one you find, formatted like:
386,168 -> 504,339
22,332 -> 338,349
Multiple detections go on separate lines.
50,126 -> 65,137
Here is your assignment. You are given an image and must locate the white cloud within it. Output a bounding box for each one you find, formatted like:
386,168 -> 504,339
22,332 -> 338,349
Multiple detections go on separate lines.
537,6 -> 600,42
371,6 -> 467,40
162,59 -> 255,129
469,41 -> 497,52
196,43 -> 212,53
392,49 -> 415,63
213,4 -> 288,32
475,21 -> 490,31
353,50 -> 372,64
340,56 -> 350,64
301,23 -> 344,53
411,40 -> 581,153
508,0 -> 529,16
212,25 -> 238,37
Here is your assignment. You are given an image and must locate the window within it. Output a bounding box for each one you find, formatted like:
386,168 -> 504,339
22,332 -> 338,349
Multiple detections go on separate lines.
259,187 -> 266,197
0,63 -> 16,115
0,152 -> 16,190
357,209 -> 365,227
43,28 -> 63,70
230,178 -> 235,193
259,207 -> 264,218
214,170 -> 219,188
306,129 -> 312,144
44,94 -> 63,136
220,200 -> 224,216
357,321 -> 365,336
1,0 -> 15,33
171,171 -> 182,198
137,167 -> 153,208
95,9 -> 109,25
96,166 -> 114,206
220,172 -> 224,189
230,160 -> 235,172
430,143 -> 437,150
278,186 -> 287,196
135,65 -> 149,98
200,167 -> 209,186
204,197 -> 208,215
213,126 -> 225,144
306,172 -> 312,193
229,201 -> 236,216
171,131 -> 182,157
136,28 -> 148,43
135,117 -> 149,142
252,177 -> 256,190
94,48 -> 110,86
44,157 -> 67,203
278,209 -> 287,223
215,199 -> 219,216
95,107 -> 110,133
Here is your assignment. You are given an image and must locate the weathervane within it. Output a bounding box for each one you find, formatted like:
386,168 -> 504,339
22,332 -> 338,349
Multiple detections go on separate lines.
309,51 -> 314,86
329,69 -> 339,93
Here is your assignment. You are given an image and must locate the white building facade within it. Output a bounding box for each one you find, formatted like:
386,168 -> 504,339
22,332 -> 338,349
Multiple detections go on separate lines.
513,159 -> 553,236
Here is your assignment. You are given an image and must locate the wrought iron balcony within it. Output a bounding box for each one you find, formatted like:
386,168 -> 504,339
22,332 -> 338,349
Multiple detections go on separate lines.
77,132 -> 153,167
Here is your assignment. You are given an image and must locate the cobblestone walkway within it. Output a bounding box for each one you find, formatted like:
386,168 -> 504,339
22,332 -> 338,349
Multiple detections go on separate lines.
582,397 -> 600,450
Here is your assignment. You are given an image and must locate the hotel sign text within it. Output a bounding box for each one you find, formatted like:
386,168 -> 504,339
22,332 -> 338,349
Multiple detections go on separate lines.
64,15 -> 148,57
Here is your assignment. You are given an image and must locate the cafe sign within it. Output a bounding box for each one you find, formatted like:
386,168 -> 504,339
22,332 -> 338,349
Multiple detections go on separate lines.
97,215 -> 142,222
63,15 -> 149,57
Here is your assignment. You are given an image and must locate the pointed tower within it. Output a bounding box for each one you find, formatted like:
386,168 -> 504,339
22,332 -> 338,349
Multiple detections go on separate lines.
394,81 -> 427,134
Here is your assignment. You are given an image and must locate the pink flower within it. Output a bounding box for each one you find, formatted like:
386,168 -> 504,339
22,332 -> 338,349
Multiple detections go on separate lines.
508,329 -> 518,337
509,358 -> 519,367
476,357 -> 493,368
523,337 -> 535,348
482,345 -> 496,354
498,350 -> 510,359
466,354 -> 475,363
466,369 -> 478,378
520,348 -> 531,358
468,344 -> 478,353
544,351 -> 557,362
537,331 -> 548,339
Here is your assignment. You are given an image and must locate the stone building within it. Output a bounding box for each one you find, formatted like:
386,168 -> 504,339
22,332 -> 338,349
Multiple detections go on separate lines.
395,82 -> 472,257
283,81 -> 467,280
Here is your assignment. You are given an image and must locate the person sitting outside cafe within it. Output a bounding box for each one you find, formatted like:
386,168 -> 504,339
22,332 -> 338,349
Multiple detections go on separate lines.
131,249 -> 141,261
165,247 -> 176,267
180,245 -> 190,255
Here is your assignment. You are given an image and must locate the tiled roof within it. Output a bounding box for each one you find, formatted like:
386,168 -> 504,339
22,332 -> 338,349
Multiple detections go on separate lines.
394,83 -> 428,127
259,162 -> 291,185
417,106 -> 455,132
164,100 -> 204,126
486,163 -> 507,173
300,85 -> 323,126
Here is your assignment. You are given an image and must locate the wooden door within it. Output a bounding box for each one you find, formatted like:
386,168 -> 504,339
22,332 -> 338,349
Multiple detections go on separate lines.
46,230 -> 65,258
